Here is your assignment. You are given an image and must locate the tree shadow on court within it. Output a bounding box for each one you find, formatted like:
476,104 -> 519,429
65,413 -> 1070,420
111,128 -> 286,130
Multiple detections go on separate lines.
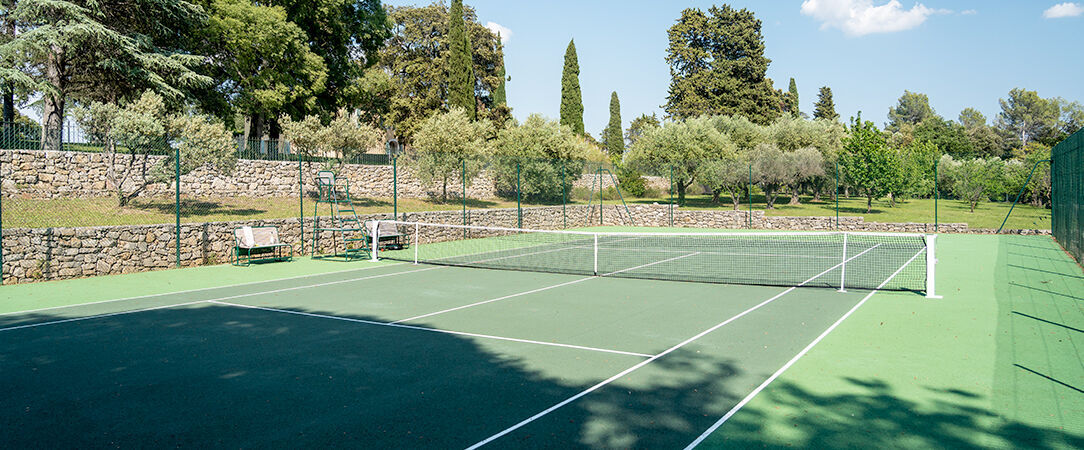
2,302 -> 1081,448
131,198 -> 266,218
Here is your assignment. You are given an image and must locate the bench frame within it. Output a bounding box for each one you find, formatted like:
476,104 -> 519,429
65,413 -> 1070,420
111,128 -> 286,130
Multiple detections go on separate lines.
231,226 -> 294,266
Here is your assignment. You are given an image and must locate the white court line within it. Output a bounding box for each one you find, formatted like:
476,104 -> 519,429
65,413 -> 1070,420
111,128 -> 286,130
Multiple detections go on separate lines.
392,251 -> 700,325
0,266 -> 438,332
683,247 -> 927,449
0,262 -> 409,317
465,245 -> 882,449
208,301 -> 652,358
0,300 -> 208,332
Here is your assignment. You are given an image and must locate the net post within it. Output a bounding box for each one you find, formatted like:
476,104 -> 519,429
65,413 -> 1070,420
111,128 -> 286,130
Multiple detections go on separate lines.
370,220 -> 379,262
925,234 -> 942,299
593,234 -> 598,276
413,222 -> 419,265
838,232 -> 847,293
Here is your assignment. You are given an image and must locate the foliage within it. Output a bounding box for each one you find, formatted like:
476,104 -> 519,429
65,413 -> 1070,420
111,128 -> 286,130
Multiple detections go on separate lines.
711,115 -> 769,150
446,0 -> 475,120
205,0 -> 327,131
1,0 -> 210,150
71,91 -> 236,206
264,0 -> 390,114
784,78 -> 799,115
839,115 -> 897,213
493,38 -> 508,106
399,107 -> 491,201
813,86 -> 839,121
616,166 -> 647,197
782,147 -> 825,205
958,108 -> 1004,158
750,143 -> 789,209
602,91 -> 623,162
380,3 -> 504,143
625,113 -> 660,148
663,5 -> 781,124
892,140 -> 940,200
938,155 -> 1004,213
560,39 -> 584,134
913,118 -> 973,158
696,152 -> 747,209
492,114 -> 590,201
279,111 -> 383,171
886,90 -> 938,132
627,116 -> 731,205
996,88 -> 1059,147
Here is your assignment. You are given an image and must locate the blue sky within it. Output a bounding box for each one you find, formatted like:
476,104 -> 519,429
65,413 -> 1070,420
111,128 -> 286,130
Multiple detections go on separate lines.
385,0 -> 1084,137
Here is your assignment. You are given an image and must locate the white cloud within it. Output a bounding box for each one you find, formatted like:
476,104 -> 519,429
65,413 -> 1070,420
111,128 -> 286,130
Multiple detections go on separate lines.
485,22 -> 512,44
961,9 -> 978,15
1043,2 -> 1084,18
800,0 -> 951,36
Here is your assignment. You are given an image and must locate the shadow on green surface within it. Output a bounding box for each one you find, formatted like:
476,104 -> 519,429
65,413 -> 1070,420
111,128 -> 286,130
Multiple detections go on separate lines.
712,377 -> 1083,449
132,199 -> 266,218
2,299 -> 1082,448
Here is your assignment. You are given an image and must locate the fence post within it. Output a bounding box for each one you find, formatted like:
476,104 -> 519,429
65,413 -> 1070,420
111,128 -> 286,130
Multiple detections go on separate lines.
298,156 -> 304,256
747,164 -> 753,228
393,156 -> 398,220
669,165 -> 673,227
561,159 -> 566,228
1,156 -> 4,284
516,163 -> 522,229
175,145 -> 181,268
598,167 -> 603,226
934,159 -> 938,232
462,160 -> 466,227
835,162 -> 839,230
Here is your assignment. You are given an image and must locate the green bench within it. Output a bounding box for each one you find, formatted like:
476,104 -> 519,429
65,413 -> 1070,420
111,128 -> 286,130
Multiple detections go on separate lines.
231,226 -> 294,266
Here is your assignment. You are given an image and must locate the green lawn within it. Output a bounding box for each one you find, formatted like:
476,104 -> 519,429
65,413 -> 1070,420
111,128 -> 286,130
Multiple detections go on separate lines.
3,193 -> 1050,230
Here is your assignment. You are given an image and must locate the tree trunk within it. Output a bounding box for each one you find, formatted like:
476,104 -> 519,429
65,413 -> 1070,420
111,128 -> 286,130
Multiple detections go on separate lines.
710,189 -> 721,205
248,113 -> 266,154
2,87 -> 12,124
888,192 -> 896,207
789,186 -> 800,205
765,188 -> 776,209
866,195 -> 873,213
42,45 -> 67,151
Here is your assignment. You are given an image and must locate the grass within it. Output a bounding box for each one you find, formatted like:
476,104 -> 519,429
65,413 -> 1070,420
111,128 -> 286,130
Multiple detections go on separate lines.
3,193 -> 1050,230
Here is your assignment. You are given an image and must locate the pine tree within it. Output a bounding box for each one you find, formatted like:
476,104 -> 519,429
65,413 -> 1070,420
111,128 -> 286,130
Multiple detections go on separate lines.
813,86 -> 839,121
560,39 -> 584,134
603,91 -> 622,160
787,78 -> 799,115
447,0 -> 475,119
492,33 -> 507,107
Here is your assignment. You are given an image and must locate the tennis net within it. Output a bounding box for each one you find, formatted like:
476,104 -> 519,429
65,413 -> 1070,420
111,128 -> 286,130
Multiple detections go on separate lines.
371,221 -> 938,295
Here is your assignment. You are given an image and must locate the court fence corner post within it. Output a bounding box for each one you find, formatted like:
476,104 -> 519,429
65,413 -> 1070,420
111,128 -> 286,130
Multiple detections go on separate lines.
669,165 -> 674,227
561,159 -> 567,229
175,144 -> 181,268
298,156 -> 304,256
747,163 -> 753,229
925,234 -> 942,299
934,159 -> 939,233
834,162 -> 839,230
516,163 -> 522,229
393,156 -> 398,221
461,159 -> 466,227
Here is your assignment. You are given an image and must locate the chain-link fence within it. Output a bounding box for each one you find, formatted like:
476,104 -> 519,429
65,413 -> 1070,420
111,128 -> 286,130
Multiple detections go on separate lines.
1052,128 -> 1083,264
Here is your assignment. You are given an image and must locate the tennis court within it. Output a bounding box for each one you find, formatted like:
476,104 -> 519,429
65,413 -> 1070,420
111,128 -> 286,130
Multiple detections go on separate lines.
1,225 -> 1080,448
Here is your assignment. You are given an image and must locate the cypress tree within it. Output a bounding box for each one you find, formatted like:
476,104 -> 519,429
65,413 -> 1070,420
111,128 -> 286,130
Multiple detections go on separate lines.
813,86 -> 839,121
787,78 -> 799,114
603,91 -> 622,160
447,0 -> 476,119
493,34 -> 507,106
560,39 -> 584,134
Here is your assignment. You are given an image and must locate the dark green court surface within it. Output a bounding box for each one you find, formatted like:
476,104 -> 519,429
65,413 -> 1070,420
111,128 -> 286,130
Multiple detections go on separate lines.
1,231 -> 1082,448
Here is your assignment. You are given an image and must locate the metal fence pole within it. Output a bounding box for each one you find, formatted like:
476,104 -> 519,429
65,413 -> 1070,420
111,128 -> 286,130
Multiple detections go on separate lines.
516,163 -> 522,228
747,164 -> 753,228
997,159 -> 1051,233
934,159 -> 938,232
175,146 -> 181,268
669,165 -> 673,227
561,159 -> 567,228
462,160 -> 466,227
835,162 -> 839,230
298,157 -> 304,255
598,167 -> 603,226
393,156 -> 398,220
1,157 -> 4,284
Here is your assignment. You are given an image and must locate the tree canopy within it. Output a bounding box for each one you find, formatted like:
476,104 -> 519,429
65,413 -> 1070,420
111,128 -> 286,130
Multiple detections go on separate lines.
560,39 -> 584,134
446,0 -> 475,120
664,5 -> 781,124
813,86 -> 839,121
603,91 -> 623,162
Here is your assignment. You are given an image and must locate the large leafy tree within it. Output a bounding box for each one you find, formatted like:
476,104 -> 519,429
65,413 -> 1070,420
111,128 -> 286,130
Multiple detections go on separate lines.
839,114 -> 898,213
602,91 -> 623,161
492,35 -> 507,107
625,113 -> 659,148
493,114 -> 591,201
381,3 -> 504,143
0,0 -> 210,150
958,108 -> 1003,157
1,0 -> 14,124
267,0 -> 389,114
913,118 -> 972,158
813,86 -> 839,121
887,90 -> 938,132
405,107 -> 493,201
446,0 -> 475,119
280,111 -> 383,170
626,116 -> 729,205
664,5 -> 781,124
560,39 -> 583,134
938,155 -> 1004,213
996,88 -> 1059,147
204,0 -> 327,142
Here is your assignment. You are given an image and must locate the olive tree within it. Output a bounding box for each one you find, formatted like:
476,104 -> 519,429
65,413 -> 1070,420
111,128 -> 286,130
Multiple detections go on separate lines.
401,107 -> 492,201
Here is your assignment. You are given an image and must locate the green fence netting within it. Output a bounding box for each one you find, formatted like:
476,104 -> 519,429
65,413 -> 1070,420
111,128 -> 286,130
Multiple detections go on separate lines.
1052,128 -> 1084,264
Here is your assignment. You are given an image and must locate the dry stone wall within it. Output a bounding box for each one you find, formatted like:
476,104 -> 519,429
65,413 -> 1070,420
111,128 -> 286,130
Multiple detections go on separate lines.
0,203 -> 1045,284
0,149 -> 497,200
